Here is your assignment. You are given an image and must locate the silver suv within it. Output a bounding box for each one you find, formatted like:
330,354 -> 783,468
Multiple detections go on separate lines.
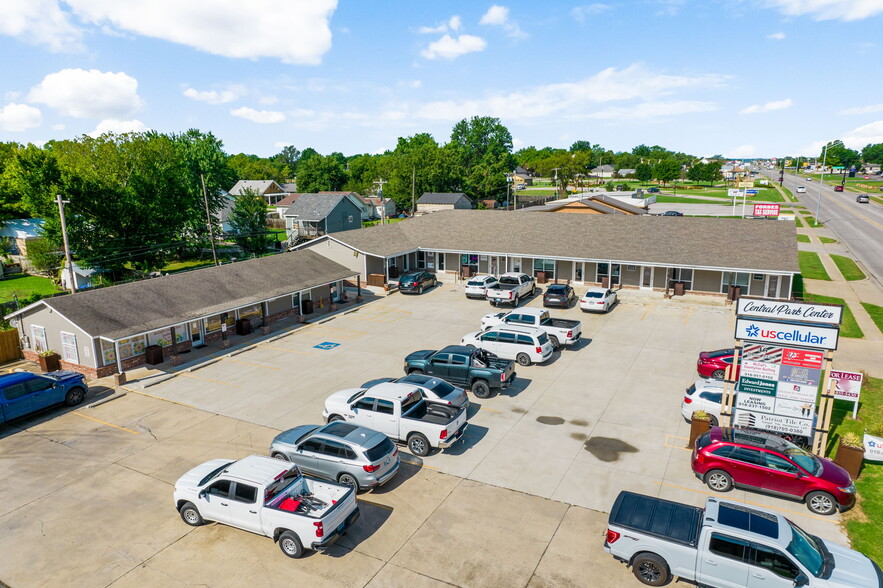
270,422 -> 399,491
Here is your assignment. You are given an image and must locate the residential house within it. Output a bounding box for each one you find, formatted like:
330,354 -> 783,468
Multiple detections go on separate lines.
364,197 -> 396,219
0,218 -> 44,255
513,166 -> 533,187
60,261 -> 97,291
524,195 -> 645,215
616,168 -> 636,178
229,180 -> 286,205
273,193 -> 301,219
283,192 -> 362,242
416,193 -> 473,214
317,191 -> 371,221
591,165 -> 615,178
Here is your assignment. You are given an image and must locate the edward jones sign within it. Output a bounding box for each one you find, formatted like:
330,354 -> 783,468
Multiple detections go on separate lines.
737,298 -> 843,326
735,318 -> 839,351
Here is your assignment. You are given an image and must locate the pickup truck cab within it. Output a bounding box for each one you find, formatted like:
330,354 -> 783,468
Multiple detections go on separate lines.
486,272 -> 535,307
323,382 -> 468,457
174,455 -> 360,558
1,371 -> 88,424
604,491 -> 881,587
480,307 -> 581,349
461,325 -> 554,366
404,345 -> 516,399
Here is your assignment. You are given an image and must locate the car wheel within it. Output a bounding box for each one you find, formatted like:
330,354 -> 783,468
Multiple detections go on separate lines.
338,473 -> 360,491
272,452 -> 289,461
417,286 -> 423,295
631,552 -> 671,587
531,286 -> 536,296
278,531 -> 304,558
179,502 -> 204,526
432,279 -> 438,288
708,414 -> 719,427
516,353 -> 531,367
711,369 -> 726,379
408,433 -> 431,457
409,369 -> 423,375
471,380 -> 491,399
806,491 -> 837,515
64,387 -> 86,406
328,414 -> 345,423
549,336 -> 560,350
705,470 -> 733,492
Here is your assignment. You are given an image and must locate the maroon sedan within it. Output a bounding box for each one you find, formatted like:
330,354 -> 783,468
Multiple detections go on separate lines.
696,348 -> 738,380
692,427 -> 855,515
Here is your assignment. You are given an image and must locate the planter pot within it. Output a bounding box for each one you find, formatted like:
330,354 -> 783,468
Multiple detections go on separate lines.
113,372 -> 127,387
688,415 -> 711,448
38,353 -> 61,372
834,441 -> 865,480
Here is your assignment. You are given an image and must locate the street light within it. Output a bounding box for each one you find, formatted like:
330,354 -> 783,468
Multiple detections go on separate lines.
815,143 -> 831,225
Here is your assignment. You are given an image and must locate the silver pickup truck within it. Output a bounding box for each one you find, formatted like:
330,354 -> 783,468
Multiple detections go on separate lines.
604,491 -> 881,587
486,272 -> 535,307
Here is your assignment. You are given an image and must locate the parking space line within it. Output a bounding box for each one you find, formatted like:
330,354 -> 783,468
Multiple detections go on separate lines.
640,304 -> 655,321
683,307 -> 694,325
664,434 -> 693,451
122,386 -> 196,409
71,411 -> 140,434
479,406 -> 501,413
654,481 -> 832,522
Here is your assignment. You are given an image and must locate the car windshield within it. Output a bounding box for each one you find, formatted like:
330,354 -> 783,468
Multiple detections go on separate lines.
364,437 -> 395,462
499,277 -> 520,285
786,519 -> 825,577
783,446 -> 820,475
198,461 -> 234,486
467,280 -> 487,286
584,292 -> 603,299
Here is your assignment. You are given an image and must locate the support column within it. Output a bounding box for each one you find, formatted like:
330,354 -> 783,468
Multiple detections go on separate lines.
221,313 -> 230,349
113,340 -> 126,386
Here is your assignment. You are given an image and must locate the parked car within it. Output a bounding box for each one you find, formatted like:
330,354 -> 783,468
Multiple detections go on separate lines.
480,307 -> 581,349
173,455 -> 360,558
660,210 -> 683,216
796,186 -> 807,193
0,371 -> 88,424
604,491 -> 878,587
543,283 -> 576,308
322,382 -> 468,457
398,271 -> 437,294
692,426 -> 855,515
646,187 -> 660,193
461,324 -> 554,366
404,345 -> 517,399
579,287 -> 617,313
486,272 -> 536,307
857,194 -> 870,203
464,274 -> 499,299
269,422 -> 399,491
806,177 -> 813,181
696,348 -> 737,379
680,378 -> 725,426
362,373 -> 468,408
834,185 -> 844,192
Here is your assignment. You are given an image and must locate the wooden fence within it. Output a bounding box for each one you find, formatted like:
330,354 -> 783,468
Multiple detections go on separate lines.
0,328 -> 21,364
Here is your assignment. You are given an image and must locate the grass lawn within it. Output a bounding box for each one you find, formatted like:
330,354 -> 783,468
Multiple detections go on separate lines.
0,274 -> 61,303
805,293 -> 863,338
269,229 -> 288,242
806,217 -> 824,227
798,251 -> 831,280
861,302 -> 883,335
796,234 -> 811,243
162,259 -> 215,273
819,236 -> 838,244
793,216 -> 804,228
830,376 -> 883,566
652,196 -> 731,205
830,254 -> 866,281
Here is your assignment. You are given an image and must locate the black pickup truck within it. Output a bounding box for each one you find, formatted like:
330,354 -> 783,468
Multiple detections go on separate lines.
403,345 -> 516,399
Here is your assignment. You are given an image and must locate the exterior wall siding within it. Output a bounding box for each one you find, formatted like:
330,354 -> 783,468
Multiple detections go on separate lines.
16,305 -> 97,369
417,204 -> 454,214
557,260 -> 573,281
749,275 -> 766,297
620,265 -> 640,287
692,270 -> 723,293
299,238 -> 364,276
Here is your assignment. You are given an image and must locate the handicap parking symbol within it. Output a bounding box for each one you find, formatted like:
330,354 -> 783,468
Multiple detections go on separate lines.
314,342 -> 341,350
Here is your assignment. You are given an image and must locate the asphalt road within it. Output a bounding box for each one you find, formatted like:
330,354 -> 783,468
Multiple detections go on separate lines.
765,169 -> 883,286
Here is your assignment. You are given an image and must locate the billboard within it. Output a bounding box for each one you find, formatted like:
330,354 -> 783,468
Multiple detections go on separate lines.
737,298 -> 843,326
735,317 -> 840,350
753,203 -> 780,217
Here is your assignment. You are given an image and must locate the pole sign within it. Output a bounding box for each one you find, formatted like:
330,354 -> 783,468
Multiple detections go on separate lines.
830,370 -> 863,418
746,189 -> 759,195
735,317 -> 840,350
864,434 -> 883,462
737,298 -> 843,326
737,181 -> 754,188
753,203 -> 780,217
728,189 -> 742,197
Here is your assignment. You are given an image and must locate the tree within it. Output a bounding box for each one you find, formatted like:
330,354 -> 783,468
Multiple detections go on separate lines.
686,162 -> 705,184
632,144 -> 651,157
569,140 -> 593,152
862,143 -> 883,165
449,116 -> 516,202
296,154 -> 347,192
653,159 -> 681,186
702,161 -> 722,186
820,140 -> 860,169
635,163 -> 653,183
227,153 -> 290,184
272,145 -> 301,169
228,188 -> 271,256
25,238 -> 62,277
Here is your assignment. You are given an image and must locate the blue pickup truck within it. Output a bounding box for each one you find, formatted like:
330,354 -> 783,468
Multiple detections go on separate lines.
0,371 -> 88,424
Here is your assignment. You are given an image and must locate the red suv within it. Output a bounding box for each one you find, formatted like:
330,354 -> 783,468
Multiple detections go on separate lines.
692,427 -> 855,515
696,348 -> 738,380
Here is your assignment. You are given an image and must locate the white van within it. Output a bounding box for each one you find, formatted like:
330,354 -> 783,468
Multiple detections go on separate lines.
460,325 -> 554,366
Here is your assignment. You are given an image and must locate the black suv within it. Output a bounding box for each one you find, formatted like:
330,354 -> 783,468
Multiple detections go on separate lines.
398,271 -> 437,294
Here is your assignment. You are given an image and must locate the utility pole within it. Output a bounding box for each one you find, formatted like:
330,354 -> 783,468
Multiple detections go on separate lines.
815,143 -> 829,225
373,179 -> 388,223
201,174 -> 219,265
551,168 -> 561,199
411,167 -> 416,216
55,194 -> 76,294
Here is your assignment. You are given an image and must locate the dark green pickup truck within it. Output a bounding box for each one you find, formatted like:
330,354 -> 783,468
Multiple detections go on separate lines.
403,345 -> 516,399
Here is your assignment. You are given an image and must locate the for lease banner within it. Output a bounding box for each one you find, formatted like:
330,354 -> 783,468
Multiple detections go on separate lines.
830,370 -> 863,401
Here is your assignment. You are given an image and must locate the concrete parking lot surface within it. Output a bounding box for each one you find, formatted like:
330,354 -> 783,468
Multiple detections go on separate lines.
0,282 -> 852,587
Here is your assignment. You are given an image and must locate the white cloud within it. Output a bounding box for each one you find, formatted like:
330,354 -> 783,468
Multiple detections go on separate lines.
230,107 -> 286,124
729,145 -> 758,158
587,100 -> 717,120
398,80 -> 422,88
571,4 -> 612,21
841,120 -> 883,149
740,98 -> 793,114
839,103 -> 883,115
421,34 -> 487,60
765,0 -> 883,21
259,95 -> 279,105
274,141 -> 295,149
479,5 -> 525,38
0,103 -> 42,132
0,0 -> 84,52
89,118 -> 149,136
28,68 -> 143,118
419,14 -> 462,34
183,85 -> 246,105
767,31 -> 786,40
512,137 -> 524,148
449,15 -> 462,31
51,123 -> 65,131
654,0 -> 686,16
65,0 -> 337,64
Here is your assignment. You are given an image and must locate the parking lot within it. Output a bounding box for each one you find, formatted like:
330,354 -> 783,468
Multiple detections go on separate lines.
0,282 -> 851,587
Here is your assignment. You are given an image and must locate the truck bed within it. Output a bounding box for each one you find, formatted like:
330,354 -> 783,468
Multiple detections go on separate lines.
545,318 -> 580,329
609,491 -> 703,548
405,401 -> 461,425
265,476 -> 352,519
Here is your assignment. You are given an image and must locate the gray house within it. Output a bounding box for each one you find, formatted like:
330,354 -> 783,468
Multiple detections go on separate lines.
229,180 -> 286,205
283,193 -> 362,242
416,193 -> 473,214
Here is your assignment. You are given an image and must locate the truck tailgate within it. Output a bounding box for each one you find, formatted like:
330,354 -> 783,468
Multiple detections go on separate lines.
314,484 -> 359,549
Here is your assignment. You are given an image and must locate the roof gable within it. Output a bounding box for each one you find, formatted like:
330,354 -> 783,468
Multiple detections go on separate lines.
229,180 -> 284,195
284,193 -> 359,220
417,192 -> 468,205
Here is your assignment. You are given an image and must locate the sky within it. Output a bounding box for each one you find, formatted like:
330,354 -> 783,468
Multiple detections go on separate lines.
1,0 -> 882,160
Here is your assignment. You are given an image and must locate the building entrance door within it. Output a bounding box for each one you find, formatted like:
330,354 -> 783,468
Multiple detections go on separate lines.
641,267 -> 654,290
191,321 -> 204,347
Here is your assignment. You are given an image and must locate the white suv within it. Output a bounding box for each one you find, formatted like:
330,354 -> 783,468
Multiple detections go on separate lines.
460,325 -> 554,366
680,378 -> 724,425
464,274 -> 499,299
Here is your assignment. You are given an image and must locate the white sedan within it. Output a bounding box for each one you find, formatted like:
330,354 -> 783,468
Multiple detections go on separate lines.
579,287 -> 617,312
464,274 -> 499,299
796,186 -> 806,193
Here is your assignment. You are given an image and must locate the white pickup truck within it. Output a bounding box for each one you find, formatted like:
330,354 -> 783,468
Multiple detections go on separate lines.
323,382 -> 468,457
174,455 -> 360,558
480,307 -> 582,349
485,272 -> 535,307
604,491 -> 881,587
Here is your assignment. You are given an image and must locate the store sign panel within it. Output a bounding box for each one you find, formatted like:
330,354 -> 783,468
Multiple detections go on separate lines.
737,299 -> 843,326
734,411 -> 813,437
737,376 -> 777,396
735,318 -> 839,350
781,348 -> 825,369
775,381 -> 818,404
741,359 -> 780,380
778,364 -> 822,386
